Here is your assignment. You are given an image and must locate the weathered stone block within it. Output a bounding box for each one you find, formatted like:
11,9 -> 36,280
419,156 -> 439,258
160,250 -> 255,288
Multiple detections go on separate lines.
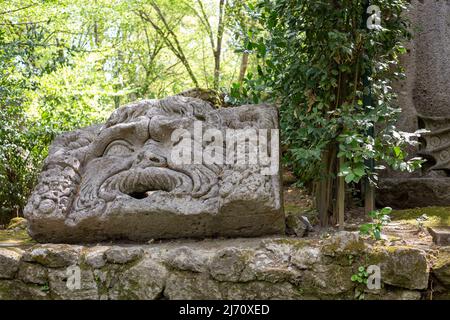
84,246 -> 108,269
0,248 -> 23,279
0,280 -> 49,300
104,246 -> 144,264
371,246 -> 429,290
24,96 -> 284,243
17,262 -> 48,285
378,178 -> 450,209
0,237 -> 441,300
110,259 -> 167,300
428,226 -> 450,246
47,267 -> 98,300
432,249 -> 450,288
22,244 -> 81,268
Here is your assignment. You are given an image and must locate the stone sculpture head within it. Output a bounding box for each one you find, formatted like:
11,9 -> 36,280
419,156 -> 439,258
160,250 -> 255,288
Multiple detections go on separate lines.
25,95 -> 284,243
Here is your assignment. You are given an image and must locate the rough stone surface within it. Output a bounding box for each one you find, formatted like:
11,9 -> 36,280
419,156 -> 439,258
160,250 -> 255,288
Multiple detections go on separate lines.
0,248 -> 23,279
370,247 -> 429,290
22,244 -> 81,268
48,267 -> 98,300
6,217 -> 27,231
379,178 -> 450,209
24,96 -> 284,243
83,246 -> 108,269
110,258 -> 167,299
286,213 -> 313,237
379,0 -> 450,208
428,226 -> 450,246
17,263 -> 47,285
432,248 -> 450,288
105,247 -> 143,264
0,236 -> 444,300
0,280 -> 49,300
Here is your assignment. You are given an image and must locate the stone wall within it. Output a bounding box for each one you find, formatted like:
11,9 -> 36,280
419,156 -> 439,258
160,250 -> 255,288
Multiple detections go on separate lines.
1,233 -> 448,300
378,0 -> 450,208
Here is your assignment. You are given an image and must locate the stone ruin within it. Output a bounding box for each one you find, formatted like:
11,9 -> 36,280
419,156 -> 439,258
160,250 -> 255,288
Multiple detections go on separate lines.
24,95 -> 284,243
378,0 -> 450,209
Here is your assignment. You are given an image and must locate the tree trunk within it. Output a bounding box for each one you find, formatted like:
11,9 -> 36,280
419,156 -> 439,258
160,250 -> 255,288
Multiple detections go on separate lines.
238,52 -> 249,84
213,0 -> 226,90
93,0 -> 100,46
316,143 -> 338,227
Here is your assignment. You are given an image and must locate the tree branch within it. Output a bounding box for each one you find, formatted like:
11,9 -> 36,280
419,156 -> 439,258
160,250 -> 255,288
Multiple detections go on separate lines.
136,3 -> 199,87
0,3 -> 37,16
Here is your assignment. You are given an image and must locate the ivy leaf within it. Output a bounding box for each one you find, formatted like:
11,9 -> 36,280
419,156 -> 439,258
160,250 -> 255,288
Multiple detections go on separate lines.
393,146 -> 403,158
360,224 -> 372,235
345,173 -> 355,183
368,210 -> 377,218
353,165 -> 365,177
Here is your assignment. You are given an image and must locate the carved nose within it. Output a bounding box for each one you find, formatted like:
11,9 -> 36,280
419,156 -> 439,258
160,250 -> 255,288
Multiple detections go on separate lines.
135,150 -> 167,168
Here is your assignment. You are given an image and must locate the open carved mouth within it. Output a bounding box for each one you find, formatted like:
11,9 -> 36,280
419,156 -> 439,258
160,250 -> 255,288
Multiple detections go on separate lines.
128,191 -> 154,200
100,167 -> 193,200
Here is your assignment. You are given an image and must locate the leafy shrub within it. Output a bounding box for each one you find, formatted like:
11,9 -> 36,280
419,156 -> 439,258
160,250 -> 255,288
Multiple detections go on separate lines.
360,207 -> 392,240
230,0 -> 424,185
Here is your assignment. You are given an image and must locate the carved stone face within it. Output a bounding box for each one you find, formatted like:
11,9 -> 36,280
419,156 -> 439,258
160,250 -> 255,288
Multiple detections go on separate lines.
72,98 -> 222,224
25,96 -> 284,243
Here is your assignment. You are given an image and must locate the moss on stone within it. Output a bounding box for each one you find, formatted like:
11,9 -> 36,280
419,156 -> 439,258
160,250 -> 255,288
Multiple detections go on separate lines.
433,249 -> 450,270
7,217 -> 27,229
284,204 -> 317,222
0,280 -> 50,300
321,236 -> 366,259
284,204 -> 302,213
391,207 -> 450,227
268,237 -> 311,249
0,281 -> 11,299
0,229 -> 35,246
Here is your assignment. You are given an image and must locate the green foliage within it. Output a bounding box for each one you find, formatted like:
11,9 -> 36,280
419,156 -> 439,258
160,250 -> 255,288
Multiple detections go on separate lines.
228,71 -> 269,104
233,0 -> 424,184
40,283 -> 50,293
351,266 -> 369,300
360,207 -> 392,240
0,1 -> 109,220
0,13 -> 57,221
351,266 -> 369,284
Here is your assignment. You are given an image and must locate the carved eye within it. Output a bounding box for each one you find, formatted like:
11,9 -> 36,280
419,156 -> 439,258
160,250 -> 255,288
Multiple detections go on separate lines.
103,141 -> 134,157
